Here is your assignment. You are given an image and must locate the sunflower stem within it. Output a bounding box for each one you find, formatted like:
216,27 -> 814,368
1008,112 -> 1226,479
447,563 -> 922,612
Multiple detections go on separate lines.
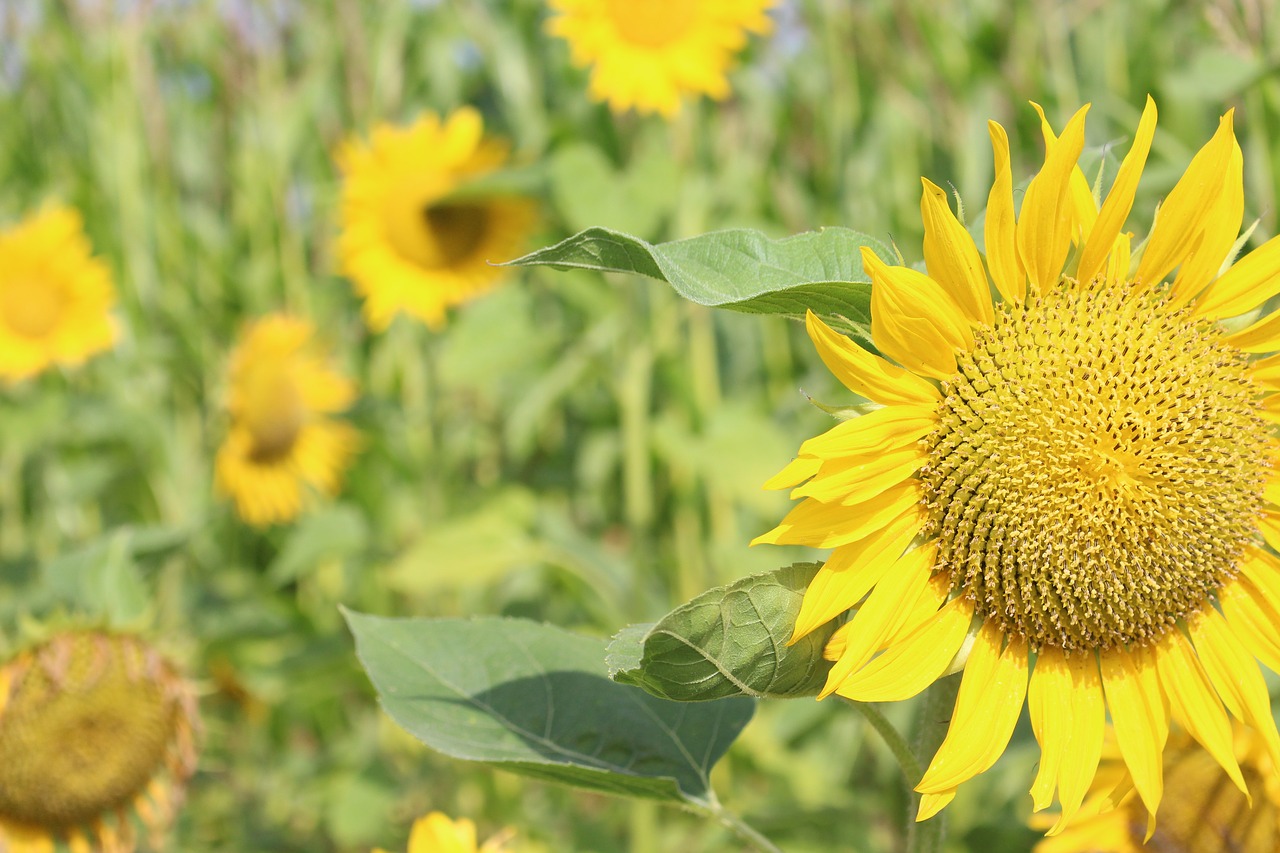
843,699 -> 922,783
905,674 -> 961,853
704,798 -> 783,853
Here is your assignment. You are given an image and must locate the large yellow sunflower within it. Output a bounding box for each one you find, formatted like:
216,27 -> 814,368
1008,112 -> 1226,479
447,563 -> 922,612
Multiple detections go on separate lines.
0,630 -> 200,853
546,0 -> 775,118
214,314 -> 359,526
1035,723 -> 1279,852
337,109 -> 536,331
0,204 -> 117,381
757,98 -> 1280,833
373,811 -> 511,853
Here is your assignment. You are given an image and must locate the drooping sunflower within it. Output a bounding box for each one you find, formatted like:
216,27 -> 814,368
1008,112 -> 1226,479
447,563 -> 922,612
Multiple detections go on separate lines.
757,98 -> 1280,831
0,630 -> 200,853
214,314 -> 359,526
1034,723 -> 1279,852
337,108 -> 536,331
546,0 -> 775,118
0,204 -> 117,381
374,812 -> 511,853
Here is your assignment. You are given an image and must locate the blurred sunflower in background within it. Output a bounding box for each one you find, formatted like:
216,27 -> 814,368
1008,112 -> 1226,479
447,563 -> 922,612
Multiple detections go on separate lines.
0,204 -> 116,382
336,108 -> 536,331
546,0 -> 775,118
1035,723 -> 1278,852
759,97 -> 1280,832
215,314 -> 360,526
0,630 -> 199,853
374,812 -> 512,853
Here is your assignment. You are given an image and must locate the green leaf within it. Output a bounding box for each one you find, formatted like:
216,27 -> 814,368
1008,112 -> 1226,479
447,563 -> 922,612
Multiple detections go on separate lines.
507,226 -> 892,331
344,611 -> 754,807
608,563 -> 836,701
267,504 -> 368,588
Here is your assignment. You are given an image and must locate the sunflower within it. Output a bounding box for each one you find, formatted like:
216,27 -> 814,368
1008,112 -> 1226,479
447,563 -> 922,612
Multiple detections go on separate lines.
214,314 -> 359,526
756,97 -> 1280,832
0,630 -> 200,853
1035,723 -> 1279,852
374,812 -> 511,853
0,204 -> 117,381
337,108 -> 536,331
546,0 -> 775,118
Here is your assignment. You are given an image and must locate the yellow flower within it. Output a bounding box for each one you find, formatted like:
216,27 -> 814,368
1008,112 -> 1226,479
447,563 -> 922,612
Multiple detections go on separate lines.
374,812 -> 510,853
758,98 -> 1280,832
0,204 -> 116,381
337,109 -> 536,331
1035,723 -> 1279,852
546,0 -> 774,118
214,314 -> 359,526
0,631 -> 200,853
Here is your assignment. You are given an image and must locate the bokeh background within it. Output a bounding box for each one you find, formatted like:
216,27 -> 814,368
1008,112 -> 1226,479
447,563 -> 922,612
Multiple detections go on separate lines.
3,0 -> 1279,850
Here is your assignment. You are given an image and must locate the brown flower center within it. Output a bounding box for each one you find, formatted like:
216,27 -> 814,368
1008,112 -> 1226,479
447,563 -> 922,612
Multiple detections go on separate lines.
921,282 -> 1267,651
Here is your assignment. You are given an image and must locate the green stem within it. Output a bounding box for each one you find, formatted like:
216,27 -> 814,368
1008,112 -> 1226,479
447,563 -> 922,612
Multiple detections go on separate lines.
705,800 -> 783,853
843,698 -> 922,783
905,675 -> 961,853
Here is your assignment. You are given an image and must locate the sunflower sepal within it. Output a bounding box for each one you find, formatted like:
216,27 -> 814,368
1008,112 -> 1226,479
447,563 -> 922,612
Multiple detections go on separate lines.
607,563 -> 839,701
507,225 -> 893,330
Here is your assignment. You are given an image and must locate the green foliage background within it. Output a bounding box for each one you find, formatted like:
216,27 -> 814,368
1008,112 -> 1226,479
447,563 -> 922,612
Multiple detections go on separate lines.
3,0 -> 1279,850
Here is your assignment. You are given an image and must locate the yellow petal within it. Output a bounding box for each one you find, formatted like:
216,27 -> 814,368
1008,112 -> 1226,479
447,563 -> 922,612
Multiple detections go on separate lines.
820,543 -> 936,697
916,626 -> 1028,793
863,248 -> 973,379
1223,305 -> 1280,353
985,121 -> 1026,305
797,404 -> 938,458
762,455 -> 823,491
1153,627 -> 1249,798
789,504 -> 926,642
1016,104 -> 1089,296
1136,110 -> 1237,289
1220,576 -> 1280,674
835,596 -> 974,702
1076,96 -> 1157,285
1193,232 -> 1280,320
804,310 -> 941,405
792,445 -> 926,504
920,178 -> 994,325
752,479 -> 922,549
1104,231 -> 1132,284
1248,354 -> 1280,391
916,789 -> 957,822
1100,644 -> 1167,821
1029,648 -> 1104,835
1186,608 -> 1280,771
1168,138 -> 1243,307
1032,101 -> 1098,246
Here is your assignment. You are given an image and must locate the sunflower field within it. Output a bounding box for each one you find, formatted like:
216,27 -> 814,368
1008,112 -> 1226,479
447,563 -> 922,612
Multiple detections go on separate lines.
5,2 -> 1280,852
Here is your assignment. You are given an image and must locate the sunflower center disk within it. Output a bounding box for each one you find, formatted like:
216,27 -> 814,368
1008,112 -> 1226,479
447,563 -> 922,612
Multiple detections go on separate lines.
921,282 -> 1268,652
0,280 -> 64,339
0,634 -> 177,828
422,203 -> 490,267
242,366 -> 307,463
605,0 -> 695,46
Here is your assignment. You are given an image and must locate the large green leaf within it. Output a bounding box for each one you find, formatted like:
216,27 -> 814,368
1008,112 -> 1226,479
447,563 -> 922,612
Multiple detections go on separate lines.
507,226 -> 892,332
344,611 -> 753,807
608,563 -> 836,701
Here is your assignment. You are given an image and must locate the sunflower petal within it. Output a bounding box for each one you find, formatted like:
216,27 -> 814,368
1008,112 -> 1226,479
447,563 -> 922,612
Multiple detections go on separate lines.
916,789 -> 957,822
1168,139 -> 1243,307
1193,232 -> 1280,320
834,597 -> 974,702
790,505 -> 925,643
1220,577 -> 1280,674
1136,110 -> 1237,289
985,121 -> 1026,305
751,480 -> 922,549
803,311 -> 941,405
920,178 -> 994,325
1153,628 -> 1249,798
863,248 -> 973,379
1187,608 -> 1280,770
1016,104 -> 1089,296
1076,96 -> 1157,285
1031,102 -> 1098,246
1100,644 -> 1167,821
1224,306 -> 1280,353
793,445 -> 926,504
916,626 -> 1028,794
819,544 -> 936,697
797,405 -> 938,459
1029,648 -> 1104,834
